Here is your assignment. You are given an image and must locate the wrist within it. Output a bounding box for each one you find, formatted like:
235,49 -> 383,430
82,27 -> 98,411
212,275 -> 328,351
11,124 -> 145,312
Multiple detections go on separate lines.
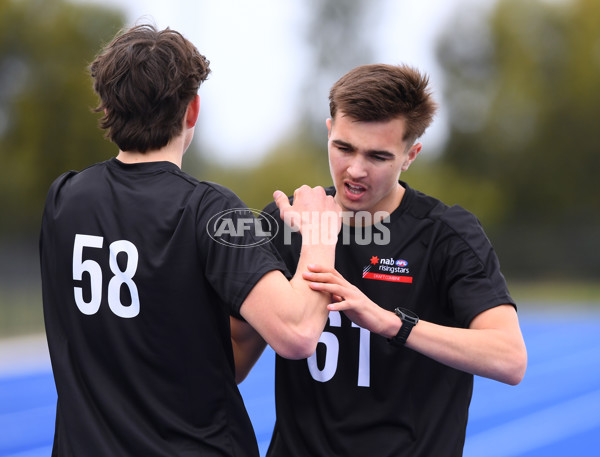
387,307 -> 419,347
301,231 -> 338,244
298,210 -> 340,246
382,309 -> 403,339
301,229 -> 339,247
296,243 -> 337,274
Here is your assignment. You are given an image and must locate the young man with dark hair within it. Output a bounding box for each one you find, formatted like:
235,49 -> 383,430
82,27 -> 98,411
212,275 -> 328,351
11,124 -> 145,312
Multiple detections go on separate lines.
40,24 -> 340,457
237,64 -> 527,457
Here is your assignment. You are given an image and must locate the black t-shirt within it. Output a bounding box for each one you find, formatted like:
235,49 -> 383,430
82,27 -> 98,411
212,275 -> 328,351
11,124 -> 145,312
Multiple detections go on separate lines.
40,158 -> 287,457
263,183 -> 515,457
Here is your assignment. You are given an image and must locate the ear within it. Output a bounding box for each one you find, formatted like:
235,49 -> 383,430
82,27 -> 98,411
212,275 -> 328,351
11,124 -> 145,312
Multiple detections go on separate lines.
326,118 -> 333,139
401,142 -> 422,172
185,95 -> 200,128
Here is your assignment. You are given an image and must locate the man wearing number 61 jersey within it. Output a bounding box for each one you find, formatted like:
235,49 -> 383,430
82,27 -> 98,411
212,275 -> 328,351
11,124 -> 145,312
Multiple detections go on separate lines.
233,64 -> 528,457
40,24 -> 341,457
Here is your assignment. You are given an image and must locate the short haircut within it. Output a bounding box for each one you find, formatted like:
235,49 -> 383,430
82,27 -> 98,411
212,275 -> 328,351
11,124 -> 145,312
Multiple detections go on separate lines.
90,24 -> 211,152
329,64 -> 437,143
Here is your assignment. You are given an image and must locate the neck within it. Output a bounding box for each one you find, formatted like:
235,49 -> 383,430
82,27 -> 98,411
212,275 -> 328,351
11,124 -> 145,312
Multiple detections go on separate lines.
117,148 -> 183,168
116,135 -> 186,168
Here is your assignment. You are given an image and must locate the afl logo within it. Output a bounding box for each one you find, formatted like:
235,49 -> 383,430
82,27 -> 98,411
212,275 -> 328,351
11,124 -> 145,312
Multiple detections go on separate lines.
395,259 -> 408,267
206,208 -> 279,248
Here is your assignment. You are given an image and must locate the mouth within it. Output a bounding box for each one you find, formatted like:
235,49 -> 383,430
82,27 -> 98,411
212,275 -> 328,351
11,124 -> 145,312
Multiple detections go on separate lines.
343,182 -> 367,199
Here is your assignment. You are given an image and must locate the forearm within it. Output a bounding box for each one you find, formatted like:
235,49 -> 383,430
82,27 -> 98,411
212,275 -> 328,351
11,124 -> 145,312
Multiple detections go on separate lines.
239,185 -> 340,359
279,242 -> 337,354
230,317 -> 267,384
377,305 -> 527,385
239,243 -> 337,360
304,265 -> 527,385
407,321 -> 525,385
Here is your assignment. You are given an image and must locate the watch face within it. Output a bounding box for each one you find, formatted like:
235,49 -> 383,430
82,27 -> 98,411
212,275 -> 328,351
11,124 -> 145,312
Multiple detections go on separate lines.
395,307 -> 419,324
406,315 -> 418,325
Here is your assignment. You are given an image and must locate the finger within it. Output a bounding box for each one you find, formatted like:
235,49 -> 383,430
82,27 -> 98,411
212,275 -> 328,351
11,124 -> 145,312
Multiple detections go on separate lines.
327,302 -> 343,311
274,190 -> 301,231
302,270 -> 342,285
303,269 -> 350,290
306,264 -> 332,273
307,281 -> 348,298
306,265 -> 346,282
273,190 -> 291,213
306,263 -> 346,281
328,300 -> 351,312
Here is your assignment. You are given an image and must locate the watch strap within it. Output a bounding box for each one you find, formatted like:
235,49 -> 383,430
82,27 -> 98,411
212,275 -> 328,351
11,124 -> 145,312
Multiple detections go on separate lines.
388,307 -> 419,347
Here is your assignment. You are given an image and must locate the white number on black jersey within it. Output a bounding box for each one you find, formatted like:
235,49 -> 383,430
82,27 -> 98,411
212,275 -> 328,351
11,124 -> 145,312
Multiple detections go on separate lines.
73,234 -> 140,318
307,311 -> 371,387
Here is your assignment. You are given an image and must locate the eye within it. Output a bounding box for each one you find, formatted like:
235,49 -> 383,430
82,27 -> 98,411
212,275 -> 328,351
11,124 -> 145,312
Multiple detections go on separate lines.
371,154 -> 388,162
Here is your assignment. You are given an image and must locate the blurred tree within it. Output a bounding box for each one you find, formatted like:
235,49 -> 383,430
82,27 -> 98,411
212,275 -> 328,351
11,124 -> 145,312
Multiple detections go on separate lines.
438,0 -> 600,225
198,134 -> 333,211
299,0 -> 379,141
436,0 -> 600,279
0,0 -> 125,236
197,0 -> 383,210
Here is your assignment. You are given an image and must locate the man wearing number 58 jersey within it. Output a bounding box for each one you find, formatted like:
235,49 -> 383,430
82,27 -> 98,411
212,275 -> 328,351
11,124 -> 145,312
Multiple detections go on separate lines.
233,64 -> 528,457
39,24 -> 340,457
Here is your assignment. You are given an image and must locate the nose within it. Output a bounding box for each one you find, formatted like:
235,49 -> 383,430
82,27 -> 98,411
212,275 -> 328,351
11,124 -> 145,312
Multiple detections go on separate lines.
347,156 -> 368,180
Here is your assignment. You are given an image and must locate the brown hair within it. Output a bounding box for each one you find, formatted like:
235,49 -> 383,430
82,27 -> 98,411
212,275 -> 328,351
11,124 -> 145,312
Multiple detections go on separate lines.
90,24 -> 211,152
329,64 -> 437,143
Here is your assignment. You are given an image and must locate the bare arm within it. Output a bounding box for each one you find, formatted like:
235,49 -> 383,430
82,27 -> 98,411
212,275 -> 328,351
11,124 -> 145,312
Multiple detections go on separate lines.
405,304 -> 527,385
230,316 -> 266,384
238,186 -> 340,360
303,265 -> 527,385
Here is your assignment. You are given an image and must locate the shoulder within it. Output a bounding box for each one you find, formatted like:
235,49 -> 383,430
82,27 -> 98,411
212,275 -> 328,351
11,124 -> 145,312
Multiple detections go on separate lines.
202,180 -> 243,199
141,163 -> 247,209
401,183 -> 448,220
403,183 -> 482,233
194,181 -> 247,210
439,204 -> 484,236
45,161 -> 109,200
401,184 -> 493,260
47,170 -> 78,193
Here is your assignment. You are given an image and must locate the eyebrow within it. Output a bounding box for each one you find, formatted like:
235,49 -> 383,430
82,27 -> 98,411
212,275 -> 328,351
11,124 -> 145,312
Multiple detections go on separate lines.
332,139 -> 395,159
331,139 -> 354,150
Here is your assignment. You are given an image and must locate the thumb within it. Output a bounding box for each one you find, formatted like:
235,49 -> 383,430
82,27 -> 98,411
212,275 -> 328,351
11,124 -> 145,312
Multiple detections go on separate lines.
274,190 -> 300,230
273,190 -> 291,212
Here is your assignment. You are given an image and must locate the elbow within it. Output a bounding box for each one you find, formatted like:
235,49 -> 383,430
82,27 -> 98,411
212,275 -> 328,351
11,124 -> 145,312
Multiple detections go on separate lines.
501,346 -> 528,386
235,371 -> 249,385
276,338 -> 318,360
280,346 -> 315,361
508,353 -> 528,386
272,326 -> 320,360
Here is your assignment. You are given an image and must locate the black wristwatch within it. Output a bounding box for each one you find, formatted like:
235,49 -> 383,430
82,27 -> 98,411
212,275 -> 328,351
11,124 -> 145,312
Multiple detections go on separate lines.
388,307 -> 419,347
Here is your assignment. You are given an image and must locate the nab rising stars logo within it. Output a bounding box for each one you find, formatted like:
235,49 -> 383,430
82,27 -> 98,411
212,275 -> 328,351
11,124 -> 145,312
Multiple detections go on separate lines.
362,255 -> 413,283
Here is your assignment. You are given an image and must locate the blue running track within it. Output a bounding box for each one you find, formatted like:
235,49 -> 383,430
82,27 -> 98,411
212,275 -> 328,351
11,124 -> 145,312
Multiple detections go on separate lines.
1,308 -> 599,457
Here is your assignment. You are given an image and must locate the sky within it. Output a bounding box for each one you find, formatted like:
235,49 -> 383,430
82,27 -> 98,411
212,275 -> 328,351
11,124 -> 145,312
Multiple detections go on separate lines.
76,0 -> 495,166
